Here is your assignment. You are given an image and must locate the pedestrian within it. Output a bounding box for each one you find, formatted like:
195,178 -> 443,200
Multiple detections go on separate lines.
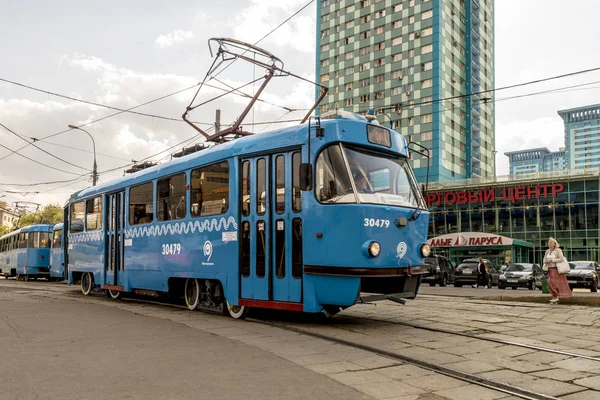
476,257 -> 487,288
543,237 -> 572,304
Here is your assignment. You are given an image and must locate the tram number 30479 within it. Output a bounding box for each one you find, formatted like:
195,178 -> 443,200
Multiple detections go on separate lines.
363,218 -> 390,228
161,243 -> 182,256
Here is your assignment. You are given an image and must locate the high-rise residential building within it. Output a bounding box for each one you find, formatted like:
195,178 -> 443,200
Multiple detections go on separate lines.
315,0 -> 495,182
558,104 -> 600,169
505,147 -> 567,176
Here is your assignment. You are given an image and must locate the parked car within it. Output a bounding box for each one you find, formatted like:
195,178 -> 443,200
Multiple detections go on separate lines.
423,255 -> 455,287
498,263 -> 544,290
453,258 -> 501,288
566,261 -> 599,292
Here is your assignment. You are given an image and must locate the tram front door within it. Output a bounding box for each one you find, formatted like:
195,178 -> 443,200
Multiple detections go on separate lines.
105,191 -> 125,287
239,151 -> 303,304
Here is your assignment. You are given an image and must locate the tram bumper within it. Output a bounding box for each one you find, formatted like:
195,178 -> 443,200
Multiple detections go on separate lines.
304,265 -> 427,311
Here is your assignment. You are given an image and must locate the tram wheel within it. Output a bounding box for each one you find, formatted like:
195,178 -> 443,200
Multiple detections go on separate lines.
184,278 -> 199,310
225,300 -> 248,319
107,289 -> 121,300
81,273 -> 93,296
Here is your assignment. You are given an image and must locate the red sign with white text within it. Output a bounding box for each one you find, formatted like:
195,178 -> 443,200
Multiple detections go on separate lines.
426,184 -> 564,207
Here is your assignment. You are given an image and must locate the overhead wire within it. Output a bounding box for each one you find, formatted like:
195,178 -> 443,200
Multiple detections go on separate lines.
0,139 -> 83,176
359,65 -> 600,114
1,1 -> 316,182
0,122 -> 87,171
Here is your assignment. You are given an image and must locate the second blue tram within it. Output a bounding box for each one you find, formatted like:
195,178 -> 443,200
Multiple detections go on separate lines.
49,223 -> 66,280
0,224 -> 53,280
67,112 -> 431,317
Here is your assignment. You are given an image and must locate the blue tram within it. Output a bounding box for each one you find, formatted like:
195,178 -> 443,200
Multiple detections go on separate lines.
49,223 -> 66,280
0,224 -> 53,280
66,111 -> 430,317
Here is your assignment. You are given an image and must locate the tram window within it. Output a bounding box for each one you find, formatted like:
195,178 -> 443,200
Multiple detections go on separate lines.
241,221 -> 250,277
86,196 -> 103,231
53,230 -> 63,248
276,155 -> 285,214
292,218 -> 303,279
242,161 -> 250,216
157,173 -> 187,222
275,219 -> 285,278
292,152 -> 302,212
191,161 -> 229,217
29,232 -> 50,248
257,158 -> 266,215
315,145 -> 355,203
256,220 -> 266,278
129,182 -> 154,225
19,232 -> 28,249
70,201 -> 85,233
369,168 -> 391,191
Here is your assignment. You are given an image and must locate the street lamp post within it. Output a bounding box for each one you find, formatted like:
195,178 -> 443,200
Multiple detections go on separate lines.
68,124 -> 98,186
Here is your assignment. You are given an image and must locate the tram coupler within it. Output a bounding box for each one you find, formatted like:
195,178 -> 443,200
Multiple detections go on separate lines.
360,292 -> 411,305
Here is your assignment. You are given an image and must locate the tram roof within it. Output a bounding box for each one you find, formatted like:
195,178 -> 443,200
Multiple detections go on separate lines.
70,116 -> 406,202
0,223 -> 54,240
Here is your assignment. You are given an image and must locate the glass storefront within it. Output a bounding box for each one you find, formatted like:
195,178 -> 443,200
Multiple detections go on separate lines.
427,173 -> 600,264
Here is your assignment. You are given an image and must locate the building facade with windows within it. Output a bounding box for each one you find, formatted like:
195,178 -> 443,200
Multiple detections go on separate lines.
505,147 -> 567,176
558,104 -> 600,170
316,0 -> 495,182
0,206 -> 19,229
426,169 -> 600,266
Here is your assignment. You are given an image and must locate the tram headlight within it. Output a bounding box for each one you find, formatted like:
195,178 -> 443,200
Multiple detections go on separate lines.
368,241 -> 381,257
420,244 -> 431,257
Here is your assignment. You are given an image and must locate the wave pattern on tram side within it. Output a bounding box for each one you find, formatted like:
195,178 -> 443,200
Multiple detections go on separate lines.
69,231 -> 104,243
124,217 -> 238,239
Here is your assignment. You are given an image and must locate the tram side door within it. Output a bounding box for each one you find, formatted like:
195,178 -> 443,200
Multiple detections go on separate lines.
271,151 -> 302,303
239,151 -> 303,303
105,191 -> 125,287
240,157 -> 270,300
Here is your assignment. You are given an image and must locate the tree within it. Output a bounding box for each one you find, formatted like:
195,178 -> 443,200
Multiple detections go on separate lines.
0,225 -> 10,237
16,204 -> 64,229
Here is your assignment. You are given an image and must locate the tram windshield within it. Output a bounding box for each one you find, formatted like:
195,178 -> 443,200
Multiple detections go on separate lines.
315,144 -> 425,209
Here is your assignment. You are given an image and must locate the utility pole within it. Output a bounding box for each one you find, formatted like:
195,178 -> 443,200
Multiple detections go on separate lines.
215,109 -> 221,133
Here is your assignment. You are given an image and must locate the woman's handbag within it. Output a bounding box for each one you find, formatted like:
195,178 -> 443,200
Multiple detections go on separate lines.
542,264 -> 549,272
556,258 -> 570,274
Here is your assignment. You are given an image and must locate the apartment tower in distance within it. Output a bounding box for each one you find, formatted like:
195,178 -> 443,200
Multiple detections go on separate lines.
504,147 -> 567,176
316,0 -> 495,182
558,104 -> 600,170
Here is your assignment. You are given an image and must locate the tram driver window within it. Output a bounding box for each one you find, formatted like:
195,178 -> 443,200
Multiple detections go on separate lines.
129,182 -> 154,225
190,161 -> 229,217
157,173 -> 187,222
315,145 -> 355,203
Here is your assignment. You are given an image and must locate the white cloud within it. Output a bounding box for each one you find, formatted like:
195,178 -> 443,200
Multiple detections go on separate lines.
155,30 -> 194,49
232,0 -> 315,53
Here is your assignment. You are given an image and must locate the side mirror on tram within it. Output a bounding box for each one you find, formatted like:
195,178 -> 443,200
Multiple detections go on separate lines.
299,163 -> 313,191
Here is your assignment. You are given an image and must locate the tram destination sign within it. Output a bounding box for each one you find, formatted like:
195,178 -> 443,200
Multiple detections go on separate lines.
426,183 -> 564,207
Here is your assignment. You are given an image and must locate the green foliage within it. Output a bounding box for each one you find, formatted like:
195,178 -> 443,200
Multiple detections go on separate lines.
0,225 -> 10,237
16,204 -> 64,229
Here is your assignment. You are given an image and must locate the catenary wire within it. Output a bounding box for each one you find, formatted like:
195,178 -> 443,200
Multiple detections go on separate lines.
0,122 -> 87,171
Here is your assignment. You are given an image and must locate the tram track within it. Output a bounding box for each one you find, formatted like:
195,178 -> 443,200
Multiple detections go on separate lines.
5,281 -> 594,399
247,317 -> 561,400
64,292 -> 576,400
348,313 -> 600,362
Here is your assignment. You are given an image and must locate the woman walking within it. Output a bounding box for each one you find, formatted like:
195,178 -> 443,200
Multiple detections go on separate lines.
543,237 -> 572,304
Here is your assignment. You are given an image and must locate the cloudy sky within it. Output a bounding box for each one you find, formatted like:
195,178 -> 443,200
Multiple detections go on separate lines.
1,0 -> 599,210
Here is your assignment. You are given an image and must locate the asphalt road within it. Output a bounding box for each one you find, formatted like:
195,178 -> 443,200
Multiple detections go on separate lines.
0,283 -> 369,400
